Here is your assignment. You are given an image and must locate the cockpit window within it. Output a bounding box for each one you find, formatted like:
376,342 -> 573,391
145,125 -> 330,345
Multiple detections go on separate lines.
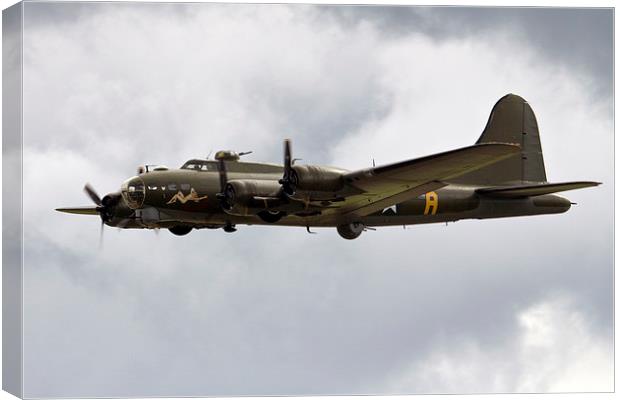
180,160 -> 214,171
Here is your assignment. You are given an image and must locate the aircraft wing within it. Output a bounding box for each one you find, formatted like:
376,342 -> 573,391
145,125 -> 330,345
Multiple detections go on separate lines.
55,206 -> 100,215
321,143 -> 520,218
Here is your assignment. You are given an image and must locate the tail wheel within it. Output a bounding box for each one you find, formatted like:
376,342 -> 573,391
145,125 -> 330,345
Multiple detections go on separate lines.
337,222 -> 365,240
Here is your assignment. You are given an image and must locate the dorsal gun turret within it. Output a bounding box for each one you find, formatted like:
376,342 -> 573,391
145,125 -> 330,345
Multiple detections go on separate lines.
214,150 -> 253,162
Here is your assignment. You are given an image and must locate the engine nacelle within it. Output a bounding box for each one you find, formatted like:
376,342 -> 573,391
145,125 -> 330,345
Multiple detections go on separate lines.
222,179 -> 284,216
288,165 -> 345,194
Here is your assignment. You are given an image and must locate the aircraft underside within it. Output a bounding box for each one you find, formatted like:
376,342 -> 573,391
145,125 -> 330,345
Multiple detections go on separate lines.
107,187 -> 573,239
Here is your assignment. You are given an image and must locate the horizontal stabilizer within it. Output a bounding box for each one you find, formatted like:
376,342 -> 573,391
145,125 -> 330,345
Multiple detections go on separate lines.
56,207 -> 100,215
476,181 -> 601,198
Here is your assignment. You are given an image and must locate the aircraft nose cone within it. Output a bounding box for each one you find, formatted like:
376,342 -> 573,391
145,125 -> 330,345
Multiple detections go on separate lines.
120,176 -> 145,209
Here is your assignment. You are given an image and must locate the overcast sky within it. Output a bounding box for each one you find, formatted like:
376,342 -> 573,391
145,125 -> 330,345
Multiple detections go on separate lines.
12,3 -> 613,397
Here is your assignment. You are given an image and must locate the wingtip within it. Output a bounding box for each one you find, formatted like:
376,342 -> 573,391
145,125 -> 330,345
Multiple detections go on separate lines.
55,206 -> 100,215
578,181 -> 602,187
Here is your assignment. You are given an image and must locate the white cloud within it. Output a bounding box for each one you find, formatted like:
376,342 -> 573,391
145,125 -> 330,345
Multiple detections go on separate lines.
385,294 -> 613,393
517,295 -> 613,392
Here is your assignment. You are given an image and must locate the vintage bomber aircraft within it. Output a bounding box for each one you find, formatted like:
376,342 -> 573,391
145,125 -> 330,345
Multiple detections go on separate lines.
57,94 -> 600,240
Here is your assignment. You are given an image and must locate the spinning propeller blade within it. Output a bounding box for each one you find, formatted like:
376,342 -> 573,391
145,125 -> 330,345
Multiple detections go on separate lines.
216,158 -> 231,210
84,183 -> 103,206
279,139 -> 297,196
99,219 -> 104,249
218,158 -> 228,193
284,139 -> 292,172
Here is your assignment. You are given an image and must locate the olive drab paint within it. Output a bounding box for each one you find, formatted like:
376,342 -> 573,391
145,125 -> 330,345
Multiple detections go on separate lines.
451,94 -> 547,185
56,94 -> 601,240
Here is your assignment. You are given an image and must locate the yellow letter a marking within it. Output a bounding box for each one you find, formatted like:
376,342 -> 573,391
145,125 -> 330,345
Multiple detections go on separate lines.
424,191 -> 439,215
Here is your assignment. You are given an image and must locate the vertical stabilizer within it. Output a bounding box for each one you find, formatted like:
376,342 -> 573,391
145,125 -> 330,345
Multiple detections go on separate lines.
451,94 -> 547,185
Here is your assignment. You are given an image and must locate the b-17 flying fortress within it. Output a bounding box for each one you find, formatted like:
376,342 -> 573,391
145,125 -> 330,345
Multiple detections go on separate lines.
57,94 -> 600,239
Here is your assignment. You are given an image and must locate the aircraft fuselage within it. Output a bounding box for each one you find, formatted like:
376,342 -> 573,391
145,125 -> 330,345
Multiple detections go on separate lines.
109,164 -> 571,231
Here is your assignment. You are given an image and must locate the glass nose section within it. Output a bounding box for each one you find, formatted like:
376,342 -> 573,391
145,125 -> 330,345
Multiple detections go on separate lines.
121,176 -> 145,209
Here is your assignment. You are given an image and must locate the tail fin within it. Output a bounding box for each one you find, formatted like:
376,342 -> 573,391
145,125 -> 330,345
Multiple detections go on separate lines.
451,94 -> 546,185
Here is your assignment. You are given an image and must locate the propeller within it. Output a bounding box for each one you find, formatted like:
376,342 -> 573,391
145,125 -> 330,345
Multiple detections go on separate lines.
82,183 -> 121,245
215,158 -> 231,210
83,183 -> 121,221
99,218 -> 104,249
57,183 -> 136,247
279,139 -> 298,196
84,183 -> 103,207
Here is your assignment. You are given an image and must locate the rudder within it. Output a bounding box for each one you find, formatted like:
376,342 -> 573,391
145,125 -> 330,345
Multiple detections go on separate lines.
451,94 -> 547,185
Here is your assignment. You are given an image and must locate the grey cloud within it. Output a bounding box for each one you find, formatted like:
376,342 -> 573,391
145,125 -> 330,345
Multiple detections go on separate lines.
14,2 -> 613,397
321,6 -> 613,101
